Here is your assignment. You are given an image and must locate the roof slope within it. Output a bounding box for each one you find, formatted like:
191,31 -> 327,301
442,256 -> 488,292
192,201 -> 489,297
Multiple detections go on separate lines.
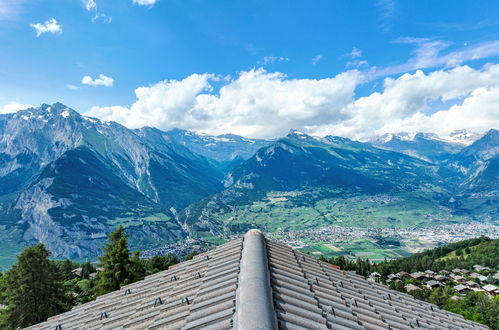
28,230 -> 487,330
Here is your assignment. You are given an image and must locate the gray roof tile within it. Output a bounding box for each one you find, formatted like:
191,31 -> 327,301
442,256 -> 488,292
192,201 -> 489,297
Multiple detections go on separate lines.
27,231 -> 488,330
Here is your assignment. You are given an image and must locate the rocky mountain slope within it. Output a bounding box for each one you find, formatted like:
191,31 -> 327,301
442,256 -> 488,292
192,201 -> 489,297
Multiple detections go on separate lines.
180,130 -> 498,237
0,104 -> 496,267
0,103 -> 223,261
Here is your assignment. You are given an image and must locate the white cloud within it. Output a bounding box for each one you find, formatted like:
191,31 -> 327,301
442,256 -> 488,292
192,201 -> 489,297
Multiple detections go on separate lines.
133,0 -> 159,6
0,101 -> 33,114
369,38 -> 499,80
262,56 -> 289,65
0,0 -> 28,21
67,84 -> 81,91
92,13 -> 112,24
311,63 -> 499,140
30,18 -> 62,37
86,69 -> 360,138
348,47 -> 362,59
86,64 -> 499,140
312,54 -> 323,65
81,74 -> 114,87
83,0 -> 97,11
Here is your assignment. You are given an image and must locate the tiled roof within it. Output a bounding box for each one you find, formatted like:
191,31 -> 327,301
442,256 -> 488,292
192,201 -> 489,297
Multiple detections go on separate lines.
28,230 -> 488,330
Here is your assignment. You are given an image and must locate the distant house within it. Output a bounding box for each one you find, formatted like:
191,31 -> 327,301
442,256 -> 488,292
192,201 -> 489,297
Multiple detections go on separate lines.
396,271 -> 410,278
466,281 -> 479,288
454,285 -> 471,294
451,275 -> 465,283
473,265 -> 491,272
460,269 -> 470,275
469,272 -> 481,279
478,275 -> 488,282
368,272 -> 380,282
387,274 -> 397,280
439,270 -> 451,275
410,272 -> 427,280
434,275 -> 447,281
72,267 -> 82,277
452,268 -> 461,274
426,280 -> 443,290
405,284 -> 420,292
482,284 -> 499,296
425,270 -> 435,277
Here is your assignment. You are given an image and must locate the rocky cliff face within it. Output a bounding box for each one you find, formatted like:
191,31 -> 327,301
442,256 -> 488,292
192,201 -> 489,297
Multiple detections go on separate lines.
0,103 -> 222,260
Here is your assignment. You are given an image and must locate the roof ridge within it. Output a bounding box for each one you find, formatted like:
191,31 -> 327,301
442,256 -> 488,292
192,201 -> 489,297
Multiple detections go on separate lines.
233,229 -> 277,330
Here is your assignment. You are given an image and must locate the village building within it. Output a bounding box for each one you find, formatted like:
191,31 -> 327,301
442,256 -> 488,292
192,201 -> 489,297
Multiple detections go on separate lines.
405,284 -> 420,292
426,280 -> 443,290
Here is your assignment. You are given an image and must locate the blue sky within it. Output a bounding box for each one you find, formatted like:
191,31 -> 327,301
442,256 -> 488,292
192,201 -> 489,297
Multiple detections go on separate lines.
1,0 -> 499,139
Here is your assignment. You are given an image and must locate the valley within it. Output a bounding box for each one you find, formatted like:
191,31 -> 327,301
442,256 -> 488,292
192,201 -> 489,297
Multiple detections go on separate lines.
0,103 -> 497,270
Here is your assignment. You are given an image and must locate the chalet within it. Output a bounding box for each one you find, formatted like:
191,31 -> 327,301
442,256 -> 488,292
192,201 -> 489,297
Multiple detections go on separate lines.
71,267 -> 82,277
426,280 -> 443,290
410,272 -> 427,280
434,275 -> 447,281
478,275 -> 488,282
454,285 -> 471,294
425,270 -> 435,277
473,265 -> 491,272
451,275 -> 465,283
396,271 -> 410,278
466,281 -> 479,288
25,230 -> 489,330
482,284 -> 499,296
405,284 -> 420,292
469,272 -> 481,279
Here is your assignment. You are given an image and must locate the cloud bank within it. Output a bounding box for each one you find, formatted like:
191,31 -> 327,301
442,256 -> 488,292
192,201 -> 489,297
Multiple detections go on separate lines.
86,64 -> 499,140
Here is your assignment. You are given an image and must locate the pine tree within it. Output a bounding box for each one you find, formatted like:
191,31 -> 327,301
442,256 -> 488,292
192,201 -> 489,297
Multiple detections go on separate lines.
95,226 -> 142,296
0,243 -> 69,328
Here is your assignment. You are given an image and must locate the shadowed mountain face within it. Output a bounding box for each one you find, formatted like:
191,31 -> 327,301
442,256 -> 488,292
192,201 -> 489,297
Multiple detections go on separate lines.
0,104 -> 497,265
180,130 -> 497,236
0,103 -> 223,260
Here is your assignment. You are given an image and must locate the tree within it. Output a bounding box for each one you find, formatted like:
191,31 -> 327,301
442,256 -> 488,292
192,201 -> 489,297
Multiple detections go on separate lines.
95,226 -> 142,296
144,254 -> 179,275
0,243 -> 70,328
184,251 -> 199,261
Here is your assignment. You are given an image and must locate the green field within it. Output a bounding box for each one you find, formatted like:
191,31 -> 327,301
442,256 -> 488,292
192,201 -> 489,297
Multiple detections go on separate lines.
297,238 -> 432,262
216,189 -> 471,233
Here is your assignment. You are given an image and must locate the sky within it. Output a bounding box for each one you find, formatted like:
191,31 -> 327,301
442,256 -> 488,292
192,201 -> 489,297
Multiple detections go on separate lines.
0,0 -> 499,139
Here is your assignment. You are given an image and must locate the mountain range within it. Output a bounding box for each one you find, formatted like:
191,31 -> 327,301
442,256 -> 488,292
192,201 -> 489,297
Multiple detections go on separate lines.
0,103 -> 497,268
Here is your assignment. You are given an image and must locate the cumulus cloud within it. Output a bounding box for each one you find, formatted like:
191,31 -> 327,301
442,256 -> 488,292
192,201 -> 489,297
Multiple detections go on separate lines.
86,64 -> 499,140
30,18 -> 62,37
81,74 -> 114,87
133,0 -> 159,6
86,69 -> 360,138
0,101 -> 33,114
311,64 -> 499,140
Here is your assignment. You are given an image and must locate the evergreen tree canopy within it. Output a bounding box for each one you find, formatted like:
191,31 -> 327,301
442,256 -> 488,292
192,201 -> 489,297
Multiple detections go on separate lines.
95,226 -> 144,296
0,243 -> 69,329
